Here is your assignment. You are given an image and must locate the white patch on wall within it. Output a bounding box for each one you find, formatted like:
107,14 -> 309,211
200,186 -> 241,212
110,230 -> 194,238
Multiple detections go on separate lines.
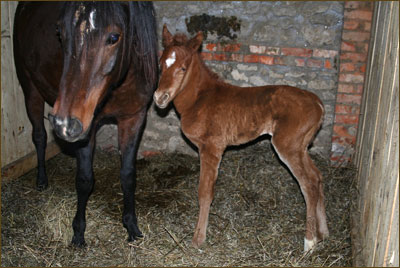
165,51 -> 176,68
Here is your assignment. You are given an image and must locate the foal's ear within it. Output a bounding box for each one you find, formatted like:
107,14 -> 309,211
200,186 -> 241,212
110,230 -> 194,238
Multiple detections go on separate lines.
162,24 -> 173,48
188,31 -> 204,52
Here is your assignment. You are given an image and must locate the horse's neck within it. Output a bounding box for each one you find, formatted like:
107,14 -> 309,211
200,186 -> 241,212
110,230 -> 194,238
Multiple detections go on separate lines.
173,54 -> 216,114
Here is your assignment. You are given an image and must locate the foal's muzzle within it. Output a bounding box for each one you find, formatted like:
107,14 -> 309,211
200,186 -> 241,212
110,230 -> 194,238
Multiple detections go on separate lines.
48,114 -> 84,142
153,91 -> 170,109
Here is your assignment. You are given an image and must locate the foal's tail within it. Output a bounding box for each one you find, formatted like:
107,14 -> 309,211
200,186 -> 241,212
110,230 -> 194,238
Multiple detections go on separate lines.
130,2 -> 159,91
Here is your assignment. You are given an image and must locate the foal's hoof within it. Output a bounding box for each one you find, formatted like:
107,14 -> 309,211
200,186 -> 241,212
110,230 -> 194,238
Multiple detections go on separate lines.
192,232 -> 206,248
304,237 -> 318,252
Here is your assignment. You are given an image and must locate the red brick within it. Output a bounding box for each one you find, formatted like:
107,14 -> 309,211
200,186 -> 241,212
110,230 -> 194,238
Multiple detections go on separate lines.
259,55 -> 274,65
222,43 -> 241,52
335,114 -> 359,125
205,43 -> 217,52
341,41 -> 356,52
359,63 -> 367,73
274,57 -> 285,65
229,53 -> 243,62
335,104 -> 360,114
357,84 -> 365,94
201,52 -> 213,61
339,73 -> 364,83
307,59 -> 323,68
338,83 -> 360,94
340,62 -> 356,72
363,21 -> 371,31
330,154 -> 351,164
213,53 -> 228,61
325,60 -> 332,69
342,31 -> 371,42
295,58 -> 306,67
313,49 -> 338,58
344,10 -> 373,21
281,47 -> 312,57
243,54 -> 259,63
344,20 -> 360,30
337,93 -> 362,105
340,52 -> 367,62
333,125 -> 356,139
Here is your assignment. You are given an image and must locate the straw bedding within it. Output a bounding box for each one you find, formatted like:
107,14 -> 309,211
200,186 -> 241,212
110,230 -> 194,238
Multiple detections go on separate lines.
1,140 -> 357,266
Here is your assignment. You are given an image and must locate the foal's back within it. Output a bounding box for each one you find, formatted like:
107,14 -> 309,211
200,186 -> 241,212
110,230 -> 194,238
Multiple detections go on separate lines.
184,82 -> 323,147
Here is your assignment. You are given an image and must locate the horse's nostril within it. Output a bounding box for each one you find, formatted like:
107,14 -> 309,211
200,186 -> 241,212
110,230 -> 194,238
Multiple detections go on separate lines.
67,117 -> 83,138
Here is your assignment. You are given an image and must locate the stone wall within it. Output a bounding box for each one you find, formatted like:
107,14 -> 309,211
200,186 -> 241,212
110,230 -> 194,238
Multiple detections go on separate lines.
95,1 -> 369,162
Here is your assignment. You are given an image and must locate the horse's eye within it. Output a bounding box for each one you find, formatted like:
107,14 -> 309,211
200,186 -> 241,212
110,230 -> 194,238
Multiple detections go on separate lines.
181,67 -> 187,72
106,33 -> 120,45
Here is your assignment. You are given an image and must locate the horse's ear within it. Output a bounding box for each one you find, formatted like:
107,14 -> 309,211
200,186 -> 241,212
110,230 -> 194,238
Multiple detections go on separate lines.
162,24 -> 173,48
188,31 -> 203,52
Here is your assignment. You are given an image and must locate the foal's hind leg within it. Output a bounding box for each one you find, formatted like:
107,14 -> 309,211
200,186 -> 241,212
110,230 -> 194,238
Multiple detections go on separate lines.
23,87 -> 48,190
192,144 -> 223,247
271,134 -> 324,251
117,110 -> 147,242
303,153 -> 329,240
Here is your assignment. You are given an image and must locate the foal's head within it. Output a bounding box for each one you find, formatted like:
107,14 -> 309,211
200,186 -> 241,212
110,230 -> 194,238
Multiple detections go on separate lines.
154,25 -> 203,109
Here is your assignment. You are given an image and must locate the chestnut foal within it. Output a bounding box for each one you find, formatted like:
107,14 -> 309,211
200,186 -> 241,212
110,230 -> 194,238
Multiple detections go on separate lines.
154,25 -> 329,251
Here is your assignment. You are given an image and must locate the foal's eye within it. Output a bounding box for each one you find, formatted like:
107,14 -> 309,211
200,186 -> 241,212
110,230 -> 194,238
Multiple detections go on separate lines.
181,67 -> 187,72
106,33 -> 120,45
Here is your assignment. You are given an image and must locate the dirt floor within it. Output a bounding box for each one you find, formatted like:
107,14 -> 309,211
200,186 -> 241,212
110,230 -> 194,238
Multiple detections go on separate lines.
1,141 -> 357,267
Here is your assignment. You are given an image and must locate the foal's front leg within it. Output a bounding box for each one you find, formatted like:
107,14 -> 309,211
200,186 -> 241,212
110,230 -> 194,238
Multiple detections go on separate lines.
117,111 -> 146,241
192,145 -> 223,247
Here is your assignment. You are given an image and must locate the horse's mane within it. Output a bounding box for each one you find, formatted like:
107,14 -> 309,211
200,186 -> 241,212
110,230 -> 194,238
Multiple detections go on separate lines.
60,2 -> 158,90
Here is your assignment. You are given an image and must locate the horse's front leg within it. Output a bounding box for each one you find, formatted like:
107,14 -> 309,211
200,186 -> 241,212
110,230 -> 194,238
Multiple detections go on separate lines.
192,144 -> 223,247
117,110 -> 147,241
71,135 -> 96,247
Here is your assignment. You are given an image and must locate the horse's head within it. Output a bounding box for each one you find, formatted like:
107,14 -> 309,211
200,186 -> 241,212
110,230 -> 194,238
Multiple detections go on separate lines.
49,2 -> 156,142
153,25 -> 203,109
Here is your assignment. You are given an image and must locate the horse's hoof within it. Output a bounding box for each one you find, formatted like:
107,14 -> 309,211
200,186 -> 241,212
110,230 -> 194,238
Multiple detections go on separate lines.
36,182 -> 48,191
127,231 -> 143,242
71,237 -> 86,248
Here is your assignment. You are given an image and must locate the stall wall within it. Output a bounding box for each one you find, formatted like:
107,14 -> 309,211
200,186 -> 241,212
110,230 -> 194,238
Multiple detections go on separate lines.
353,1 -> 399,266
1,1 -> 59,179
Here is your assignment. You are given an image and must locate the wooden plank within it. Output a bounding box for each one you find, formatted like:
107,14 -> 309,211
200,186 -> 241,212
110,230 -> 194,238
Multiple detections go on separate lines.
1,141 -> 61,180
1,1 -> 58,169
353,2 -> 399,267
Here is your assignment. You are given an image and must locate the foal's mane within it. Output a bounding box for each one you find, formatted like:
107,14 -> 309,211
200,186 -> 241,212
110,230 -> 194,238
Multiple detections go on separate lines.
171,33 -> 222,82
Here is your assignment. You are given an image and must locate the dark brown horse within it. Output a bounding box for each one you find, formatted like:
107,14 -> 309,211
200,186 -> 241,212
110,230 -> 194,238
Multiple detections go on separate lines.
154,25 -> 329,251
13,2 -> 158,246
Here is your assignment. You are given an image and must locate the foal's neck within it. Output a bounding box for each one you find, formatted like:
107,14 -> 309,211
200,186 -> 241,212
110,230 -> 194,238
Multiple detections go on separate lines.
173,53 -> 219,114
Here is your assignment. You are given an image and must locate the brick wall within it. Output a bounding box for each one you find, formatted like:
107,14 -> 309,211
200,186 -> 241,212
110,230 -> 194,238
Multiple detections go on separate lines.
331,1 -> 373,164
95,1 -> 373,164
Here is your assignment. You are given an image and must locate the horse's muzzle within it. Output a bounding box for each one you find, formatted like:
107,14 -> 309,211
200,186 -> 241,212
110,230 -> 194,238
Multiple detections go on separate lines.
48,113 -> 84,142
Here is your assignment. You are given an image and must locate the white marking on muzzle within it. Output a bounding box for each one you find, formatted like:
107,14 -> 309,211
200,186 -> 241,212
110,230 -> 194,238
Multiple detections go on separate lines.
166,51 -> 176,68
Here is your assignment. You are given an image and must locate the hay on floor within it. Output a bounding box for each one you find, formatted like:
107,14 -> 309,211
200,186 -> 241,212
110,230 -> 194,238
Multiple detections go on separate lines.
1,141 -> 357,267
